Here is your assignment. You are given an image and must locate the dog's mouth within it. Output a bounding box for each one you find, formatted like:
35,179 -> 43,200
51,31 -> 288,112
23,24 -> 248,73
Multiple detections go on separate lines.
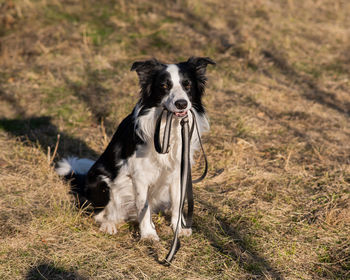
174,111 -> 188,117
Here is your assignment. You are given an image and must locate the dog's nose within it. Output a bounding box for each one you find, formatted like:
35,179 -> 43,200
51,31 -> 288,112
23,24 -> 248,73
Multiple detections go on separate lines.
174,99 -> 188,110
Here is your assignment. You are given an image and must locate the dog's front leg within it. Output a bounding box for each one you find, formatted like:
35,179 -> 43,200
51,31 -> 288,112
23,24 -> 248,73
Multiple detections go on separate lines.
169,175 -> 192,237
133,178 -> 159,241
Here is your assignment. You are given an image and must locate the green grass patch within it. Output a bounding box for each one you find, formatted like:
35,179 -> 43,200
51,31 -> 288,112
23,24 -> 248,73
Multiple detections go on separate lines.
44,5 -> 81,24
41,86 -> 89,125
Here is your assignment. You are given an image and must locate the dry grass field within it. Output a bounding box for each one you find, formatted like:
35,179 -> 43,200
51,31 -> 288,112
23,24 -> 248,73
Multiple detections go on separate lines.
1,0 -> 350,279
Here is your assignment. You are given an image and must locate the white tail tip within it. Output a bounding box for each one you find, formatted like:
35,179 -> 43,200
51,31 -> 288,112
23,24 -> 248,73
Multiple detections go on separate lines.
56,157 -> 95,176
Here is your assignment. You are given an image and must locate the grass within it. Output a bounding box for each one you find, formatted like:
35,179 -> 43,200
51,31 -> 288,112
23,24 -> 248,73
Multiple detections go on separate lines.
0,0 -> 350,279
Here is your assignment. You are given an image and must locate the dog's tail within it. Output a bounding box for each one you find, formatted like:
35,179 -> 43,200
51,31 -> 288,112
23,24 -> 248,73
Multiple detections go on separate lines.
56,157 -> 95,207
56,157 -> 94,177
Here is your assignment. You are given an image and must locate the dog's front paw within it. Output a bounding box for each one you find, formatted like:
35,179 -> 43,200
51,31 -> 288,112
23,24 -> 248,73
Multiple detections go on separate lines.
99,222 -> 117,235
171,222 -> 193,236
140,230 -> 160,241
179,227 -> 192,237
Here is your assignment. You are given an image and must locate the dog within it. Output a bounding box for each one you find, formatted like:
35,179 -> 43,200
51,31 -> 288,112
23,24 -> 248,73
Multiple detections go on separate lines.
56,57 -> 215,241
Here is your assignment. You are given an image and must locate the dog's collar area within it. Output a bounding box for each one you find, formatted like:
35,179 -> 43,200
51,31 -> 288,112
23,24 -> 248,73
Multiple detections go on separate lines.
154,108 -> 208,264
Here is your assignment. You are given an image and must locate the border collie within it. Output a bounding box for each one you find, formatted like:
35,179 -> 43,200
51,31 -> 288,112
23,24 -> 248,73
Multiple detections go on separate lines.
56,57 -> 215,240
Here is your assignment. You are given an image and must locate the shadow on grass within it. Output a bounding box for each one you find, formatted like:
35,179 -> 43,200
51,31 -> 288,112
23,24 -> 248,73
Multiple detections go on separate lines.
25,263 -> 87,280
0,88 -> 98,159
262,49 -> 350,117
0,88 -> 103,212
0,114 -> 105,212
221,89 -> 349,165
0,116 -> 99,160
196,199 -> 284,279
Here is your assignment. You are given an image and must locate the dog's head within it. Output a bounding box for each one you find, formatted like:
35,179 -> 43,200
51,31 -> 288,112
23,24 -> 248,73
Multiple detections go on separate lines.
131,57 -> 215,117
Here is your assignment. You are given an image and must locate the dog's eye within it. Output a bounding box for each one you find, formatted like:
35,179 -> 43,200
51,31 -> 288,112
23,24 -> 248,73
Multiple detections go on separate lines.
183,80 -> 191,90
162,82 -> 171,90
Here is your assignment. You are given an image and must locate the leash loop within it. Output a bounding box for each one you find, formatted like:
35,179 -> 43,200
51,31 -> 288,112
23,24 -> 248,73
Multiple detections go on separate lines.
154,109 -> 173,154
189,110 -> 208,184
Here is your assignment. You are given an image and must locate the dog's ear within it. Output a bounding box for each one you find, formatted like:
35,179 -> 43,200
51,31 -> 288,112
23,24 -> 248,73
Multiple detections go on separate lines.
187,57 -> 215,93
131,58 -> 162,87
187,56 -> 216,76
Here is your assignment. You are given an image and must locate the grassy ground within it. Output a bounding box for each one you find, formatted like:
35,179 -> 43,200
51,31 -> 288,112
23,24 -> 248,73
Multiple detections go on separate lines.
1,0 -> 349,279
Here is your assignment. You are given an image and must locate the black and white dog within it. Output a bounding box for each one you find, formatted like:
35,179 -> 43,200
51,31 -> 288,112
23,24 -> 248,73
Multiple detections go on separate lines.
56,57 -> 215,240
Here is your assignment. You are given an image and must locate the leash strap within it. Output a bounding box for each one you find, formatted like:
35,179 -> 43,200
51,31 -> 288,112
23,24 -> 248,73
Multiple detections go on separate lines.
154,109 -> 208,264
164,116 -> 190,263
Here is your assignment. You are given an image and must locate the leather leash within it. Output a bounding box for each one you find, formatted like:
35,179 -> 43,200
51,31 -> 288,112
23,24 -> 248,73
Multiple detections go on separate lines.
154,108 -> 208,264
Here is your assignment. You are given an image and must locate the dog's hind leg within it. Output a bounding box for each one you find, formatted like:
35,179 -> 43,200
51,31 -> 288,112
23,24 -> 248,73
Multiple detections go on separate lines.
94,172 -> 134,235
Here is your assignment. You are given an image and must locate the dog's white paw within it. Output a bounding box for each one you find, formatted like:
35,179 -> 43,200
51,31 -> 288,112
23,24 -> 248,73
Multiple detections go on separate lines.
140,230 -> 160,241
99,222 -> 117,235
179,228 -> 192,237
171,222 -> 193,236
